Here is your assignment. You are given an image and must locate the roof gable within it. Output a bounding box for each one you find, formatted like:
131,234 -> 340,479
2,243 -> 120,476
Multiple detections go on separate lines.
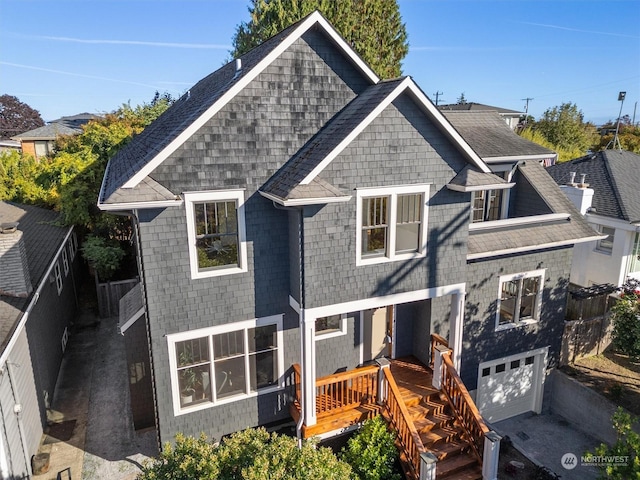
99,11 -> 379,206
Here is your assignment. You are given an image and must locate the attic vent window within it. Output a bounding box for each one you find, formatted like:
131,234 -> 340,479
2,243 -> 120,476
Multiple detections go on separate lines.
0,222 -> 18,234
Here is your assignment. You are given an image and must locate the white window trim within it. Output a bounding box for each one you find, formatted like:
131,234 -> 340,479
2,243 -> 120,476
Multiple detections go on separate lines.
184,190 -> 248,279
495,269 -> 545,332
595,225 -> 615,255
314,313 -> 347,341
62,248 -> 69,276
167,314 -> 284,416
54,262 -> 63,295
355,184 -> 429,266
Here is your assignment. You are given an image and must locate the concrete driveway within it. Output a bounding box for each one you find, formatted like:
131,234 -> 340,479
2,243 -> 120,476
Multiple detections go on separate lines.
38,306 -> 157,480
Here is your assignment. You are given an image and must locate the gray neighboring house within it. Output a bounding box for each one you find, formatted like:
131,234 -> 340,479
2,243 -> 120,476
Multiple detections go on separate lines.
438,102 -> 524,130
546,150 -> 640,287
0,201 -> 81,478
98,11 -> 598,451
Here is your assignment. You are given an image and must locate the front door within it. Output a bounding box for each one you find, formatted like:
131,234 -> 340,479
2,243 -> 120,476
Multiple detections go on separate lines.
363,307 -> 392,361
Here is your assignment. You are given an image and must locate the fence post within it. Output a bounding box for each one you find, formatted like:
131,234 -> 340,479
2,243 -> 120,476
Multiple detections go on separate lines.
375,357 -> 390,405
482,431 -> 501,480
431,345 -> 450,390
419,452 -> 437,480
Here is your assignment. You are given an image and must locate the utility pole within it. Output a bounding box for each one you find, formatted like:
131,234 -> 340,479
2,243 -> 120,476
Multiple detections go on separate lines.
633,101 -> 637,126
521,98 -> 533,127
433,91 -> 443,106
606,91 -> 626,151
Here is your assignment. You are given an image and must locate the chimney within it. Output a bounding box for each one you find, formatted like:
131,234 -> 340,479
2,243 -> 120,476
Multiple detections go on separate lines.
0,223 -> 33,298
560,178 -> 594,215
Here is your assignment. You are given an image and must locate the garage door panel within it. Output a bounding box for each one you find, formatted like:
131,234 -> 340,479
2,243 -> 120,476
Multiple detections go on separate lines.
477,349 -> 546,423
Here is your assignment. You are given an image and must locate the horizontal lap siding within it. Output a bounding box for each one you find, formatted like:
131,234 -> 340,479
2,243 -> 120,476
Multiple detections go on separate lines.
462,247 -> 573,389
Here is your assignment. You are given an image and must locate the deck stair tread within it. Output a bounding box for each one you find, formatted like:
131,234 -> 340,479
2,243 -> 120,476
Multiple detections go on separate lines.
428,437 -> 471,460
436,452 -> 481,479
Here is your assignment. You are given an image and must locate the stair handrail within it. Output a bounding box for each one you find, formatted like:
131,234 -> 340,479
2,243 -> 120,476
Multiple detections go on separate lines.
382,367 -> 425,479
440,351 -> 490,463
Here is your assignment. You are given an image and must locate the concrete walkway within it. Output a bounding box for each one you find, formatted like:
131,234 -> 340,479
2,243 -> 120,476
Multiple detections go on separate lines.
36,308 -> 157,479
494,411 -> 601,480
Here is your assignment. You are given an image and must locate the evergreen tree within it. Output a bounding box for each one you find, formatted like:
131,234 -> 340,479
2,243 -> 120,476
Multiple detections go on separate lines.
230,0 -> 408,79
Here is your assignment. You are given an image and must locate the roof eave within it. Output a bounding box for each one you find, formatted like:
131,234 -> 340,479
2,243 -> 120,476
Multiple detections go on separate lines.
259,190 -> 351,207
447,182 -> 515,193
97,198 -> 183,212
467,235 -> 605,260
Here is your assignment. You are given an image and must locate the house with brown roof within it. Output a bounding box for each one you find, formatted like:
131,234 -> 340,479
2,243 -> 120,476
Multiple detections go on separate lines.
98,12 -> 597,480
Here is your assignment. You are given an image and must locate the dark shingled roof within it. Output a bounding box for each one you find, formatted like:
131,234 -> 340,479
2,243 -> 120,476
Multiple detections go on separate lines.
438,102 -> 522,115
102,177 -> 180,206
0,202 -> 70,353
546,150 -> 640,223
99,15 -> 327,206
468,161 -> 600,257
260,79 -> 404,203
441,111 -> 555,159
447,165 -> 510,191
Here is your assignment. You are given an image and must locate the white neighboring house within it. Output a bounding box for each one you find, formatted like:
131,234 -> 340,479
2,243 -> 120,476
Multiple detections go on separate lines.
547,150 -> 640,287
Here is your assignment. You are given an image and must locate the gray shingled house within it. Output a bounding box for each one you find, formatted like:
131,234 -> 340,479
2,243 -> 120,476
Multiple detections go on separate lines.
98,12 -> 598,479
0,201 -> 81,478
547,149 -> 640,288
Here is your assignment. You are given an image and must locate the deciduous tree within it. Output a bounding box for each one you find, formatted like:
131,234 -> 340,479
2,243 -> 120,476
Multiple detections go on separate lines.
231,0 -> 408,79
0,95 -> 44,139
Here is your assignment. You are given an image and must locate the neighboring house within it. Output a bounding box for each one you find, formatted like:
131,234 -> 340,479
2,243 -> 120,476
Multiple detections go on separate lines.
547,150 -> 640,287
438,102 -> 524,130
0,139 -> 21,153
11,113 -> 99,158
0,201 -> 81,478
98,12 -> 597,472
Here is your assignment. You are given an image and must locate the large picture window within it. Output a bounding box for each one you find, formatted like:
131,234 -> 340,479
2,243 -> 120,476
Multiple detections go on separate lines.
168,315 -> 283,415
185,190 -> 247,279
356,185 -> 429,266
496,270 -> 544,330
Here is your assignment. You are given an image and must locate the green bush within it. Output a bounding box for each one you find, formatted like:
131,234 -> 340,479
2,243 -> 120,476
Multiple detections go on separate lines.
81,235 -> 125,281
611,293 -> 640,359
340,416 -> 401,480
138,428 -> 354,480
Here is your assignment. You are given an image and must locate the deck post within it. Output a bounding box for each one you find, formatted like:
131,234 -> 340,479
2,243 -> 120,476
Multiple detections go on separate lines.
375,357 -> 390,405
482,431 -> 501,480
431,345 -> 450,390
419,451 -> 437,480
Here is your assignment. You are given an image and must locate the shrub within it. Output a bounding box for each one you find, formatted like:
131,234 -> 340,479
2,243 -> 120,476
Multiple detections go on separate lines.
611,292 -> 640,359
340,416 -> 400,480
81,235 -> 125,281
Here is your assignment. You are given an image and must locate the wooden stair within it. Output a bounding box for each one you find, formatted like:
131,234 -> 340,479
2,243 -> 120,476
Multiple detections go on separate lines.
390,358 -> 482,480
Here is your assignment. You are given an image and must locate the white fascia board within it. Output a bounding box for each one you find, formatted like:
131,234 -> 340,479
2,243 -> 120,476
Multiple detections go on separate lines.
404,81 -> 491,174
258,190 -> 351,206
447,182 -> 515,193
468,213 -> 570,232
467,235 -> 605,260
98,198 -> 183,211
585,213 -> 636,231
483,153 -> 557,163
299,77 -> 413,185
122,12 -> 377,191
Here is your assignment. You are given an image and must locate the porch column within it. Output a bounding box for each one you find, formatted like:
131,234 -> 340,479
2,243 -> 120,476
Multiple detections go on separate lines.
482,431 -> 501,480
448,290 -> 465,371
300,309 -> 317,427
419,451 -> 437,480
431,344 -> 450,390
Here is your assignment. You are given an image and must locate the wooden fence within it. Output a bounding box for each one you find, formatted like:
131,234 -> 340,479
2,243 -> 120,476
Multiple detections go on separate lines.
96,277 -> 139,318
560,314 -> 615,366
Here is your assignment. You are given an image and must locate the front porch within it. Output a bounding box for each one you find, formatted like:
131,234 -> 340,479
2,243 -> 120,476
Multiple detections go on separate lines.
288,336 -> 501,480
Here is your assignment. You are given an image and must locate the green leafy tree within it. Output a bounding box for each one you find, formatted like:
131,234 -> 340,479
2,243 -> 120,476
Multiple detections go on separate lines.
611,291 -> 640,359
586,407 -> 640,479
231,0 -> 408,79
593,117 -> 640,153
530,102 -> 598,161
81,235 -> 126,281
0,94 -> 44,139
518,126 -> 586,162
340,416 -> 400,480
138,428 -> 354,480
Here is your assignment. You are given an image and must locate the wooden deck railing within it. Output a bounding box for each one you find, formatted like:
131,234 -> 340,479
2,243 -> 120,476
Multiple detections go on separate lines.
381,367 -> 425,479
292,363 -> 302,405
314,365 -> 378,417
430,333 -> 449,367
440,351 -> 489,463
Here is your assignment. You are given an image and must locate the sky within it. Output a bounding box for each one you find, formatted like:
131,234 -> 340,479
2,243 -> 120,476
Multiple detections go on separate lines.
1,0 -> 638,126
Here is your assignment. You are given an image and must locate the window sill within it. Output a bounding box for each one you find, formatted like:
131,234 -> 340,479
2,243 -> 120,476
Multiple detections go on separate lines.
191,265 -> 247,280
315,329 -> 347,341
593,249 -> 613,256
357,251 -> 425,267
495,318 -> 538,332
175,384 -> 283,416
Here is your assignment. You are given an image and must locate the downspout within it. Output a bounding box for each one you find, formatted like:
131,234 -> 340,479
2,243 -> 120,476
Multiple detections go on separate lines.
295,207 -> 305,447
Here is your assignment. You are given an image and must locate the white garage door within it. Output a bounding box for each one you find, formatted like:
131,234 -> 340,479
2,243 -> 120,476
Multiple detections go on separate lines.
476,347 -> 547,423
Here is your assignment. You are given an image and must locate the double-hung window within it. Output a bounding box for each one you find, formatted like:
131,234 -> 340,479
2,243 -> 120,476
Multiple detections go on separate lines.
168,315 -> 283,415
54,262 -> 63,294
496,270 -> 544,330
471,189 -> 503,223
356,185 -> 429,266
596,225 -> 615,254
185,190 -> 247,279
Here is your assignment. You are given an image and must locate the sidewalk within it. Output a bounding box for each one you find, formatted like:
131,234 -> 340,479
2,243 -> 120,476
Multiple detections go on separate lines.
36,307 -> 157,479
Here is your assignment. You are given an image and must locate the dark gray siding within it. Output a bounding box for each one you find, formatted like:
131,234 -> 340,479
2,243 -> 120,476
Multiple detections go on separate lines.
461,247 -> 572,389
509,169 -> 553,218
137,31 -> 365,442
301,94 -> 470,308
315,313 -> 360,377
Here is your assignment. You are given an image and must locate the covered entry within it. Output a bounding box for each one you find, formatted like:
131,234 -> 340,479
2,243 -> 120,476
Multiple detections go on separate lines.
476,347 -> 547,422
